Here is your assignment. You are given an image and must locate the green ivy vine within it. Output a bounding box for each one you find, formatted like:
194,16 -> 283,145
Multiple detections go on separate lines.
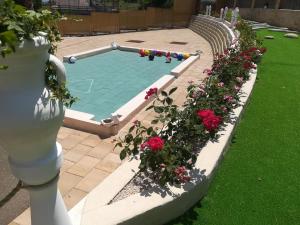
0,0 -> 76,107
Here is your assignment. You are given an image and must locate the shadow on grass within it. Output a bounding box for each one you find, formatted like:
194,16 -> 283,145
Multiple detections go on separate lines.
165,201 -> 203,225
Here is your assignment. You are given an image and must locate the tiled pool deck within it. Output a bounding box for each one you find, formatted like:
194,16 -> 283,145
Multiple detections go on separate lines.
9,29 -> 213,225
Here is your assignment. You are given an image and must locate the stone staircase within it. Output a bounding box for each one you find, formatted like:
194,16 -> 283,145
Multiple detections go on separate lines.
189,15 -> 235,57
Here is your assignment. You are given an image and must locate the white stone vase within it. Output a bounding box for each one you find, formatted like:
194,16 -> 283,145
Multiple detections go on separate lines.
0,36 -> 72,225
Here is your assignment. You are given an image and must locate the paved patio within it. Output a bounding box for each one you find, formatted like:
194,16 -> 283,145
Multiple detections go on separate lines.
3,28 -> 213,225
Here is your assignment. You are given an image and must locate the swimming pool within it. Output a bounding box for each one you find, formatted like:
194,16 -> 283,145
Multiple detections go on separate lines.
65,50 -> 181,120
63,45 -> 199,137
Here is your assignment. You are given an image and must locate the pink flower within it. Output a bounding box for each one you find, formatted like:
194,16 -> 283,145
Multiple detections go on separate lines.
217,82 -> 224,87
174,166 -> 190,183
221,106 -> 227,112
145,87 -> 158,100
203,69 -> 213,76
224,95 -> 234,102
133,119 -> 139,125
140,142 -> 148,151
234,85 -> 241,92
236,77 -> 243,83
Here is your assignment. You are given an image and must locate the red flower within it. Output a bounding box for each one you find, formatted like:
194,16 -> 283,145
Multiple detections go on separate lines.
197,109 -> 214,120
144,136 -> 164,152
243,62 -> 253,70
145,87 -> 158,100
197,109 -> 221,132
202,116 -> 221,131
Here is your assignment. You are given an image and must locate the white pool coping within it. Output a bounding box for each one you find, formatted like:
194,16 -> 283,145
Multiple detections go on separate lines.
68,67 -> 258,225
63,44 -> 199,137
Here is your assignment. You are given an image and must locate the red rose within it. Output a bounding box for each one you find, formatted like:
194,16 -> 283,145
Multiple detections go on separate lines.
202,116 -> 221,131
197,109 -> 214,120
145,136 -> 164,152
145,87 -> 158,100
197,109 -> 222,132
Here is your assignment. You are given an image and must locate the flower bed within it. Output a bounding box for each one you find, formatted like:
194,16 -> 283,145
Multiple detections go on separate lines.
115,19 -> 266,187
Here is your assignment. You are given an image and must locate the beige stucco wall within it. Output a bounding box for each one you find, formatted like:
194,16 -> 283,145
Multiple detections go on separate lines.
240,8 -> 300,31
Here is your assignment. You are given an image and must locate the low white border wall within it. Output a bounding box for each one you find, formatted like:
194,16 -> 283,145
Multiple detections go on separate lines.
68,64 -> 258,224
63,45 -> 199,137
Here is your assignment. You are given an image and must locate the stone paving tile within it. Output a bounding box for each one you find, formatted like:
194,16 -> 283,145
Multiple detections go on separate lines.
8,222 -> 19,225
95,153 -> 122,173
12,208 -> 31,225
63,188 -> 88,210
58,171 -> 82,196
75,168 -> 109,193
59,134 -> 87,150
57,131 -> 70,140
61,159 -> 75,172
64,144 -> 92,163
67,156 -> 100,177
81,135 -> 103,147
87,142 -> 115,160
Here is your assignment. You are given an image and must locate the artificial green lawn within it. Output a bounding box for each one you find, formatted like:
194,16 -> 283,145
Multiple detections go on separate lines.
168,30 -> 300,225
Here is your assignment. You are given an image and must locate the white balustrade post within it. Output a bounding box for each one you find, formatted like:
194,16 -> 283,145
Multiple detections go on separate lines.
220,8 -> 224,20
223,6 -> 228,21
208,5 -> 212,16
234,7 -> 240,25
205,5 -> 209,15
230,8 -> 235,27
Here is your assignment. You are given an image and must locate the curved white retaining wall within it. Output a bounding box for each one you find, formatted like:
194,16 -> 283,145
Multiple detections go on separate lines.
189,15 -> 236,57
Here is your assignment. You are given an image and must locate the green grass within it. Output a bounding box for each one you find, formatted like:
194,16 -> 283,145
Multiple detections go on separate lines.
167,30 -> 300,225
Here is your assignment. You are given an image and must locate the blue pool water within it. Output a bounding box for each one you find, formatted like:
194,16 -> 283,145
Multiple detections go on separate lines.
65,50 -> 181,120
